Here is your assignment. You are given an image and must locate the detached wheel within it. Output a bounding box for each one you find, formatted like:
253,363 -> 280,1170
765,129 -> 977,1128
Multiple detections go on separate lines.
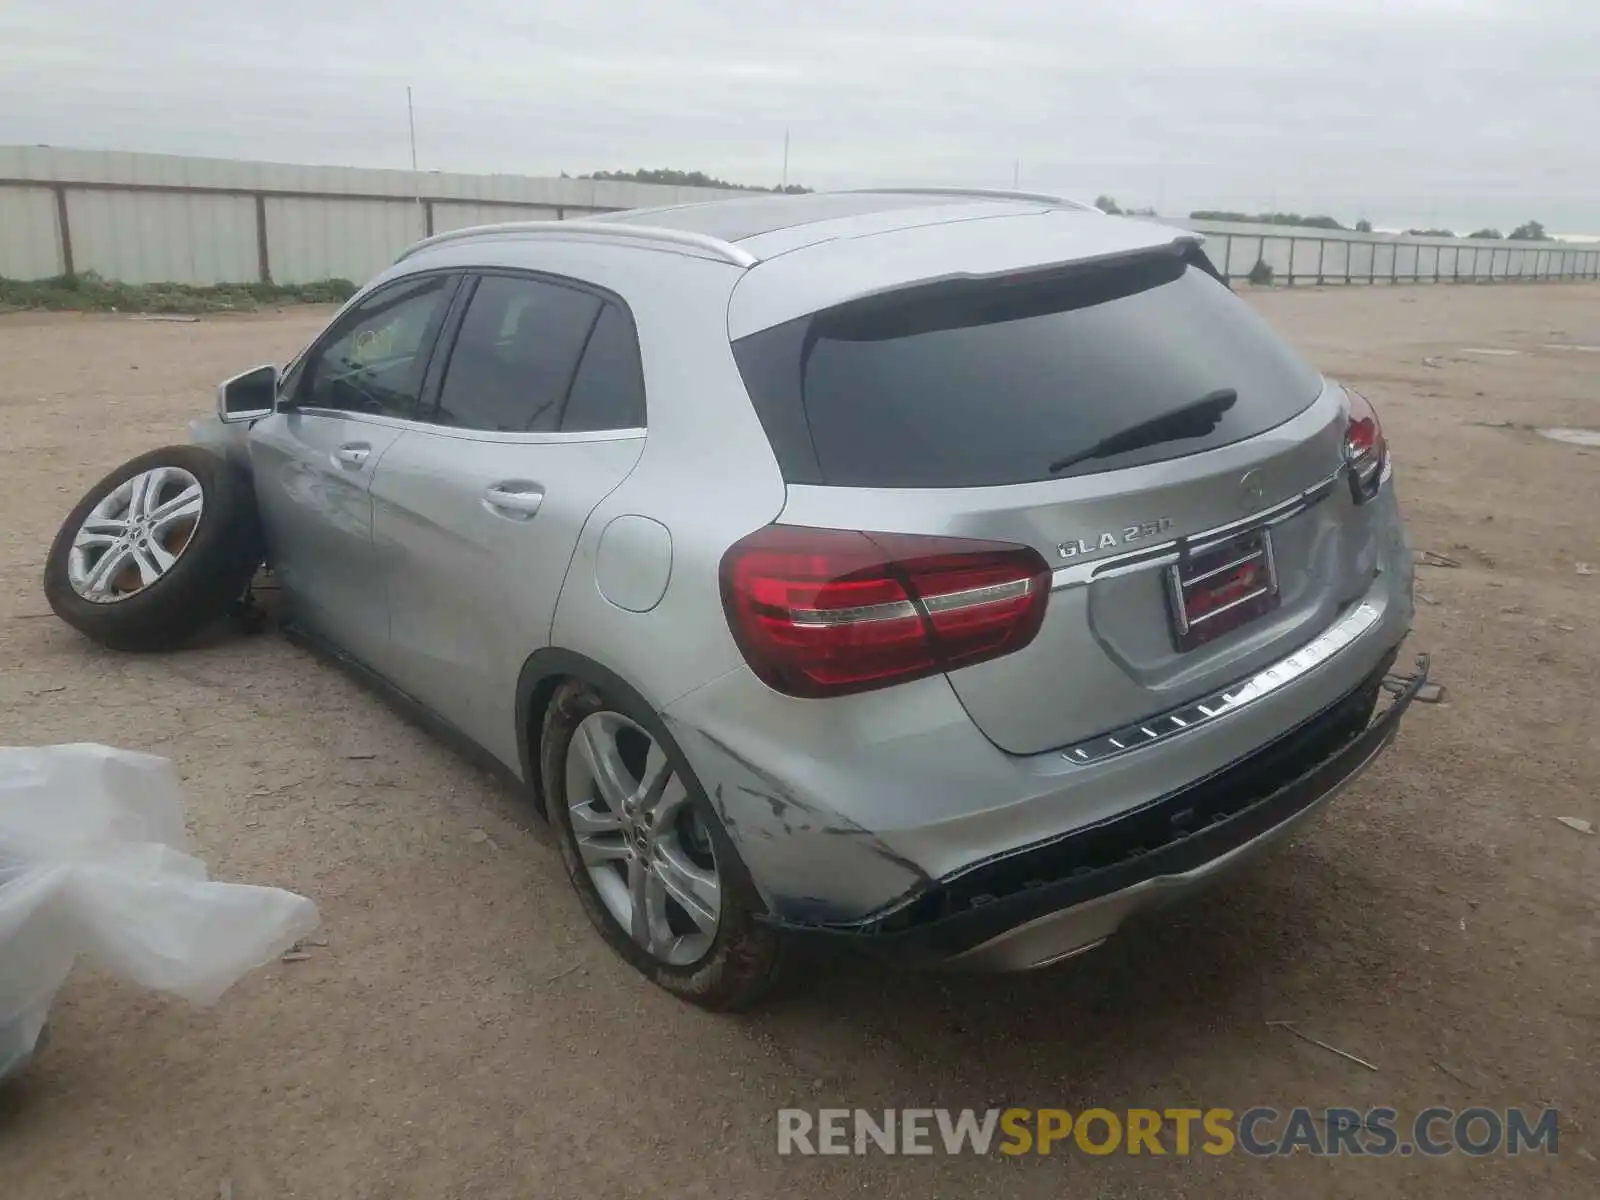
43,445 -> 263,652
541,680 -> 783,1011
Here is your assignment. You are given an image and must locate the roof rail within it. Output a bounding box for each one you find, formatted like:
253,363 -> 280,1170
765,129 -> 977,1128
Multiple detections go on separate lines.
395,220 -> 758,268
843,187 -> 1099,213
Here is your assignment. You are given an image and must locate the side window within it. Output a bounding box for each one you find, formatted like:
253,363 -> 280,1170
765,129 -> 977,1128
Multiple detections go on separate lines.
562,303 -> 647,431
299,275 -> 454,419
434,275 -> 601,432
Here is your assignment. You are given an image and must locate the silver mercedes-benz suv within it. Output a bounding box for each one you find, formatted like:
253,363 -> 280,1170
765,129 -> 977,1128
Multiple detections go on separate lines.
187,188 -> 1426,1008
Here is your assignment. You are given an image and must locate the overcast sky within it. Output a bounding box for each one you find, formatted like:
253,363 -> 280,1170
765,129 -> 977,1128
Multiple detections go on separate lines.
2,0 -> 1595,233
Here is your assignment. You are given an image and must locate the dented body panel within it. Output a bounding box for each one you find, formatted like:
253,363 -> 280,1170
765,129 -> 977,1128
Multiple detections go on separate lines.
663,480 -> 1414,931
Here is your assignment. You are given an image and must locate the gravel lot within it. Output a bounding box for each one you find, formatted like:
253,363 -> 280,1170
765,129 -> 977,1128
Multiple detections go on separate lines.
1,284 -> 1596,1199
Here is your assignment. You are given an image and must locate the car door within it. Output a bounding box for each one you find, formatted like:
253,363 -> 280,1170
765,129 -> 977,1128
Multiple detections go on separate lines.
248,272 -> 459,667
370,272 -> 647,770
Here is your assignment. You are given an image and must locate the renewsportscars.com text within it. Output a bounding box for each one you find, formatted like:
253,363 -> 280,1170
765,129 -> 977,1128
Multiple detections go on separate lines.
777,1106 -> 1560,1158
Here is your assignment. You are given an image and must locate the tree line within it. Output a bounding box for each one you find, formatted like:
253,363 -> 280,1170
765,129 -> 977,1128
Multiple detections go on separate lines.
578,168 -> 811,194
1181,209 -> 1552,242
1098,197 -> 1555,241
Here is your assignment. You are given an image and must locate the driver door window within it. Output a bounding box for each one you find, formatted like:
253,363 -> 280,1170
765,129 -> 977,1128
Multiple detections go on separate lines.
298,275 -> 456,419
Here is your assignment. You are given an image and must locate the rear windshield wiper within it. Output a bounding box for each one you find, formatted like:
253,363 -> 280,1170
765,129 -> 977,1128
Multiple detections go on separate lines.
1047,388 -> 1238,474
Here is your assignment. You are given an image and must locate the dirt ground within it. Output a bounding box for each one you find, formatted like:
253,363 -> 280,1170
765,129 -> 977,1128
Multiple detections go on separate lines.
1,284 -> 1596,1199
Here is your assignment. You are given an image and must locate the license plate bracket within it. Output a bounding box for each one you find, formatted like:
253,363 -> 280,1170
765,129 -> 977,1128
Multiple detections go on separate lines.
1166,528 -> 1280,651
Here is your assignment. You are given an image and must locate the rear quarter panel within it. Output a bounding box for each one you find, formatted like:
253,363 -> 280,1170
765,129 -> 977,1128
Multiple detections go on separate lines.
548,254 -> 789,713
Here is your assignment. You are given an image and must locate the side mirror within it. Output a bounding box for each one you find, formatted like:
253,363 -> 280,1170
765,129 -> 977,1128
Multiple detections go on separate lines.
217,364 -> 279,423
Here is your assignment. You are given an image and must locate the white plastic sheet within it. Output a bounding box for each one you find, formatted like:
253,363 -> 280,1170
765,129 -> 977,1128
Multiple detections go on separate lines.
0,744 -> 319,1082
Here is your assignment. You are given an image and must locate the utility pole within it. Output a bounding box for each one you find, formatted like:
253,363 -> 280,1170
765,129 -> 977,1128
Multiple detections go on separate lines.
407,86 -> 421,216
782,128 -> 790,190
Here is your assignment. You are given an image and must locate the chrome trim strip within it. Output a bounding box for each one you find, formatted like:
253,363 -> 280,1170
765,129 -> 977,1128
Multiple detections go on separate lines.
290,408 -> 647,444
789,599 -> 919,627
1165,561 -> 1191,635
1185,584 -> 1273,627
1060,601 -> 1382,765
1183,547 -> 1266,588
921,577 -> 1033,614
396,220 -> 758,268
1093,550 -> 1183,582
790,577 -> 1033,627
1050,468 -> 1342,593
1187,477 -> 1335,552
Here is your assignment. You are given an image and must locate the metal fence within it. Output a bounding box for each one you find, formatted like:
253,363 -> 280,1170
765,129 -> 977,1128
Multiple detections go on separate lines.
1179,222 -> 1600,285
0,146 -> 749,286
3,146 -> 1596,287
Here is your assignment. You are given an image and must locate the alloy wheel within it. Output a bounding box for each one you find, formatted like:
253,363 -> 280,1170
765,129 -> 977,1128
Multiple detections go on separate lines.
67,466 -> 205,603
564,711 -> 722,966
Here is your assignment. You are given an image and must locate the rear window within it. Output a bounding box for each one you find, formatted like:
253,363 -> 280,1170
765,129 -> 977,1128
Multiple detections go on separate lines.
731,255 -> 1324,488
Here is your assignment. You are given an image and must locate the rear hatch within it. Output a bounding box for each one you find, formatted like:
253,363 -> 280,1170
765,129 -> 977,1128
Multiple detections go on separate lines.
732,249 -> 1383,755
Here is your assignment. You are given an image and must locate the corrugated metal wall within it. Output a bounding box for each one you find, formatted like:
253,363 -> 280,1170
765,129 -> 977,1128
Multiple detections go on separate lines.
0,185 -> 63,278
0,146 -> 752,285
431,202 -> 562,234
65,189 -> 258,283
0,144 -> 742,206
264,196 -> 425,284
2,145 -> 1598,287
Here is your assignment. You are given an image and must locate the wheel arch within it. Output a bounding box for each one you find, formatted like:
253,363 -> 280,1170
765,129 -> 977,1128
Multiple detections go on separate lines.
515,647 -> 672,818
518,646 -> 771,921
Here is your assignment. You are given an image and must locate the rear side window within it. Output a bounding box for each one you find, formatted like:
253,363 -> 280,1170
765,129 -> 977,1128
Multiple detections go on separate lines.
731,256 -> 1324,487
434,275 -> 601,432
563,303 -> 647,431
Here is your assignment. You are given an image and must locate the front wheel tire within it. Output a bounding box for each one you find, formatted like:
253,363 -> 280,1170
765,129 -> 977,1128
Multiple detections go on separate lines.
540,679 -> 782,1011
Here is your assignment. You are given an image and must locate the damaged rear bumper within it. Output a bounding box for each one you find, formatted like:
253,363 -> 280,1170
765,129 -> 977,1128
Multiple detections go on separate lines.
766,652 -> 1428,970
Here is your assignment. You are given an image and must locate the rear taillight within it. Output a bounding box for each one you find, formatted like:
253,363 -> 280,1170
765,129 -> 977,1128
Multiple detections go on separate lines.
1343,389 -> 1388,503
719,525 -> 1051,698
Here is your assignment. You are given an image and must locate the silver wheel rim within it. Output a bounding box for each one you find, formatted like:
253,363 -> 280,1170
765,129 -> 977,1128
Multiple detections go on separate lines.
67,465 -> 205,603
565,712 -> 722,967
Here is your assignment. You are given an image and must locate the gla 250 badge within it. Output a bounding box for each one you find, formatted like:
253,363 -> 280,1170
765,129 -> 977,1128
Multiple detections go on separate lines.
1057,517 -> 1174,561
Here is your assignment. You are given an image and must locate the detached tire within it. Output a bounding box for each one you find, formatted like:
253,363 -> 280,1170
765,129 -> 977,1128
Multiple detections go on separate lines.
43,445 -> 264,652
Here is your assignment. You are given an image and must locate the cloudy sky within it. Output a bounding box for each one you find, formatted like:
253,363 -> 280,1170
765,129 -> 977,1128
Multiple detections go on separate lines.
2,0 -> 1595,233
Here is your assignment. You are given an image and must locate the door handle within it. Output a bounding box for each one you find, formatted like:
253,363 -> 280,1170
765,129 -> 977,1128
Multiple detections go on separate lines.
332,443 -> 371,468
482,483 -> 545,519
